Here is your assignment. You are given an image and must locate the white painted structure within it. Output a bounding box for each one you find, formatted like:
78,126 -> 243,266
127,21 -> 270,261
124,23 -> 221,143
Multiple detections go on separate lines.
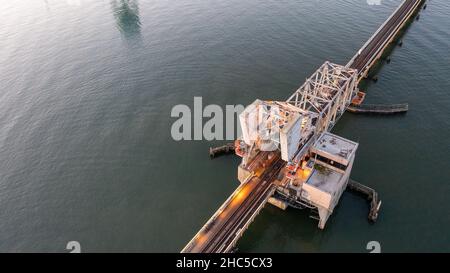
237,62 -> 360,229
239,100 -> 316,164
302,132 -> 358,228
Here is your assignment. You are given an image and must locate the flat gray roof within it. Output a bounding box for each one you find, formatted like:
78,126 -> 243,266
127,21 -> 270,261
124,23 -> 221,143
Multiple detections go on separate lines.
312,132 -> 358,161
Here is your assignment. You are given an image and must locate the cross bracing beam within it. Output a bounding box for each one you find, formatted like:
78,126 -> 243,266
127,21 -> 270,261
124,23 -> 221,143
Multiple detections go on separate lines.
286,62 -> 358,135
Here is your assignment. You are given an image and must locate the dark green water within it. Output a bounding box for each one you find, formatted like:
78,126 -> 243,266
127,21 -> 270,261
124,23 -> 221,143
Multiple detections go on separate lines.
0,0 -> 449,252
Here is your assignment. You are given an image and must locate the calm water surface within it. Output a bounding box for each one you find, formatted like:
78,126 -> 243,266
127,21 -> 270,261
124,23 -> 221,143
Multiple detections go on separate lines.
0,0 -> 449,252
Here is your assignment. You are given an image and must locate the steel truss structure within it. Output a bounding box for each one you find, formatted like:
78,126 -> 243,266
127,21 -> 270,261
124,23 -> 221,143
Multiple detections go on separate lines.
286,61 -> 358,134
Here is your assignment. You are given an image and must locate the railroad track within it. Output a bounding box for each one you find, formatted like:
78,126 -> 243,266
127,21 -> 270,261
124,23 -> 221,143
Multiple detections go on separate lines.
200,159 -> 284,253
351,0 -> 422,73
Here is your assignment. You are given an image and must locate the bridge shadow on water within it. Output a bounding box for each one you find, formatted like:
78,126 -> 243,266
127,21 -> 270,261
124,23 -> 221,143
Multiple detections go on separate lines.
236,191 -> 374,253
236,205 -> 328,253
110,0 -> 142,43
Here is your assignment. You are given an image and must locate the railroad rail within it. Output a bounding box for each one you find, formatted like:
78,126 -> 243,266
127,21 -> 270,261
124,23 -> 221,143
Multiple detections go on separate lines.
348,0 -> 424,80
182,157 -> 284,253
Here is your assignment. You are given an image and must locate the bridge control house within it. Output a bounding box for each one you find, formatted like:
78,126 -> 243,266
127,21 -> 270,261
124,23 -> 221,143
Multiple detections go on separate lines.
272,132 -> 358,229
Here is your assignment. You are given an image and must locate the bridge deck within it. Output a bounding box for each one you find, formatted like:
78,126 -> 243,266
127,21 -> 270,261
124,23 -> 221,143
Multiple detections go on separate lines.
182,157 -> 284,253
348,0 -> 423,78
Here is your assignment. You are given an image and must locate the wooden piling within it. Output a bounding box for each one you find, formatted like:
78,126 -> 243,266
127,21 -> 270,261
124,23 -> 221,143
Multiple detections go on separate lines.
347,179 -> 381,222
209,143 -> 235,158
347,103 -> 408,114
